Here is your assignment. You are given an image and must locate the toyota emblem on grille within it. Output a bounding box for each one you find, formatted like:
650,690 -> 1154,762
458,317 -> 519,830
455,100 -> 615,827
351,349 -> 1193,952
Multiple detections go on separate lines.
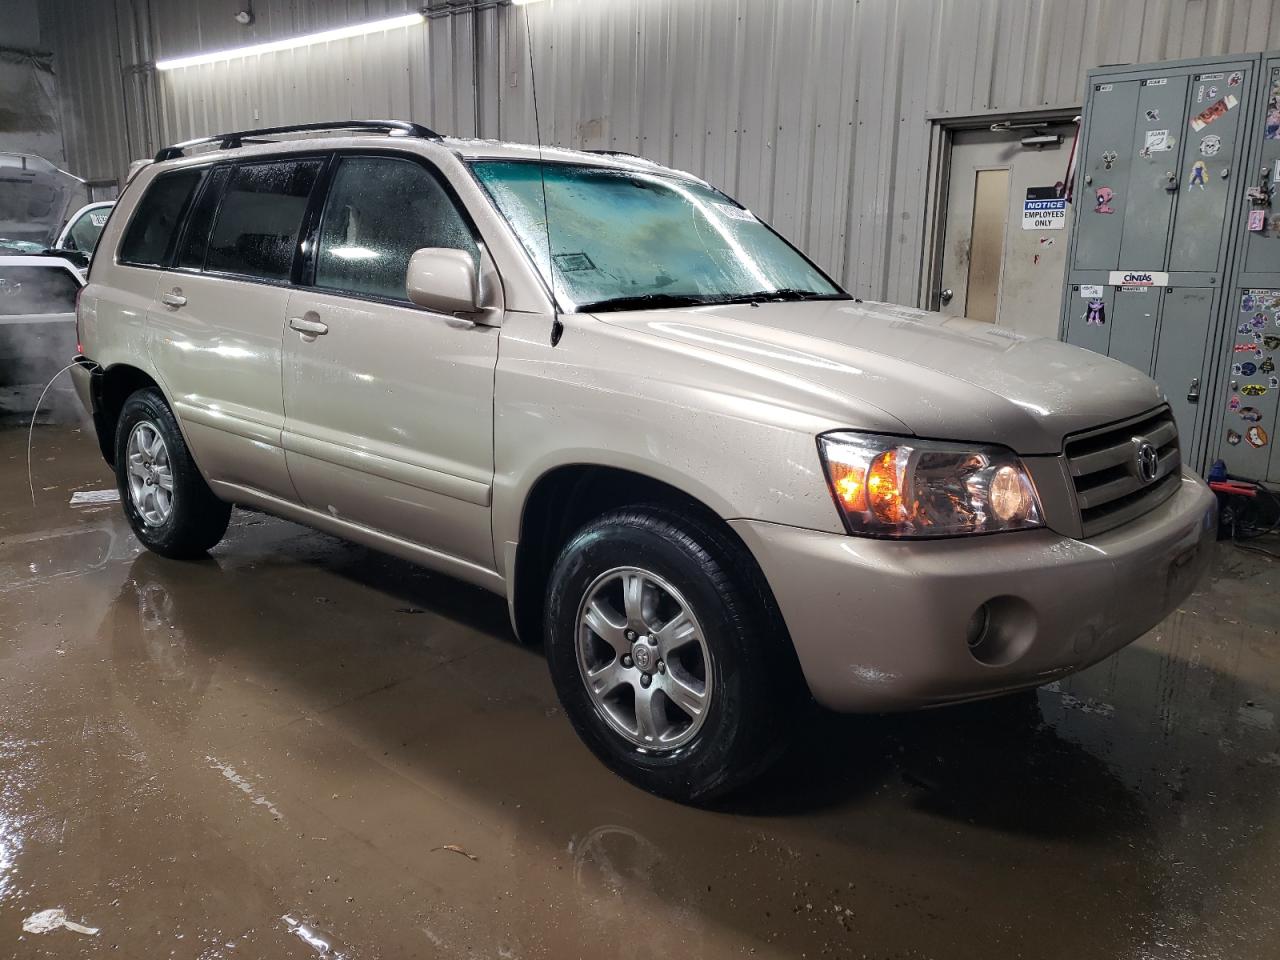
1132,437 -> 1160,484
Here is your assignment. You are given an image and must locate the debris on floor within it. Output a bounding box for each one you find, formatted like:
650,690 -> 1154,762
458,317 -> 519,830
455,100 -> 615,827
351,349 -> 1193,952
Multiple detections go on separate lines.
282,914 -> 347,958
432,843 -> 479,861
22,908 -> 99,936
69,488 -> 119,506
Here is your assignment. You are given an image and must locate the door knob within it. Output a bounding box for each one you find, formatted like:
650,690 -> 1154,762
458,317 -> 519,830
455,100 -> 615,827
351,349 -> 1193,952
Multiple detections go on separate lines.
940,288 -> 954,305
289,315 -> 328,336
1186,377 -> 1200,403
161,290 -> 187,308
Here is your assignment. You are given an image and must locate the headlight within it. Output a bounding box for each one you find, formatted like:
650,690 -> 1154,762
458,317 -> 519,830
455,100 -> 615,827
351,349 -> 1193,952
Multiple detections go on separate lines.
817,432 -> 1043,538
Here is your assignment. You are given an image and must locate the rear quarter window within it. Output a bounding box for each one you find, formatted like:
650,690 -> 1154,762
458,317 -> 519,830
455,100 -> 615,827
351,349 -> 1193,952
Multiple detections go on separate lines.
205,159 -> 322,282
119,170 -> 205,267
0,266 -> 80,316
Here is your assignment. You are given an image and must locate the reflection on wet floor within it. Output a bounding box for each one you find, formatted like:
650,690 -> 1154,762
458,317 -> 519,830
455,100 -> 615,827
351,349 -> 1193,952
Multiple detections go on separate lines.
1,425 -> 1277,959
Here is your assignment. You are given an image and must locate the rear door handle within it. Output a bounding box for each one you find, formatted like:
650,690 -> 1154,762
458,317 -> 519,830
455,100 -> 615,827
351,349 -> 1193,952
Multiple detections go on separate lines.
289,315 -> 329,336
161,290 -> 187,308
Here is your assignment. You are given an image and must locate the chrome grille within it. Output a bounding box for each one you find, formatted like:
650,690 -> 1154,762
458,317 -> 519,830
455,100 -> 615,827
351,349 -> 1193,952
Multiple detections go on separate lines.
1064,406 -> 1181,538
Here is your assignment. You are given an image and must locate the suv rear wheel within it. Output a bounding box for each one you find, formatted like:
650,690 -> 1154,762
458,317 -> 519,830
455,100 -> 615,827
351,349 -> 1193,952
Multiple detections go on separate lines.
545,505 -> 801,803
114,387 -> 231,558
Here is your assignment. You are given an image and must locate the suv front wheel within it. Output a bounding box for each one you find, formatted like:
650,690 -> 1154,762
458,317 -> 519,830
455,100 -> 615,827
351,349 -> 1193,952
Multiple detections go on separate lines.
546,506 -> 801,803
114,387 -> 231,558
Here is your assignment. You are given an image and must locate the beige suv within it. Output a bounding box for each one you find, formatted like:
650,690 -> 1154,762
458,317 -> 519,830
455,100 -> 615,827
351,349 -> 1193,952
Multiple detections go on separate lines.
74,120 -> 1217,801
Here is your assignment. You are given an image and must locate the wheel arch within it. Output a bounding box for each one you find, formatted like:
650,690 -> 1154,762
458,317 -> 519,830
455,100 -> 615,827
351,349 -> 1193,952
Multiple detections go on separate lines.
508,462 -> 785,650
92,363 -> 166,467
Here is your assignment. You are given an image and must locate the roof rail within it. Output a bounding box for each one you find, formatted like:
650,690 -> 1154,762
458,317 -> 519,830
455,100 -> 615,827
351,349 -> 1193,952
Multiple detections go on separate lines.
582,149 -> 656,162
153,119 -> 443,162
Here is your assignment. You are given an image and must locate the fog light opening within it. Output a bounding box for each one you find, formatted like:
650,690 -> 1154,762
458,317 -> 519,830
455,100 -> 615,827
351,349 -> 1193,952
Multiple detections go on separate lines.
965,604 -> 991,650
965,596 -> 1037,667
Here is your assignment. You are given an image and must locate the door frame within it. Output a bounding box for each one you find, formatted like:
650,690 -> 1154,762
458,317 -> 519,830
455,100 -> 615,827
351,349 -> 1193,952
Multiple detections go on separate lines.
919,107 -> 1080,313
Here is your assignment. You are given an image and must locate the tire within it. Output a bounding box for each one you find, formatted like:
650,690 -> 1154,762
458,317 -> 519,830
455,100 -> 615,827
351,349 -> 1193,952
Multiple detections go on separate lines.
114,387 -> 231,559
545,505 -> 804,803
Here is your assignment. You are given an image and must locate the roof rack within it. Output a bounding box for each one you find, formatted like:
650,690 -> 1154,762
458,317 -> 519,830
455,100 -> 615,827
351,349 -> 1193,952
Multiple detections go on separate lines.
582,149 -> 655,162
153,119 -> 443,162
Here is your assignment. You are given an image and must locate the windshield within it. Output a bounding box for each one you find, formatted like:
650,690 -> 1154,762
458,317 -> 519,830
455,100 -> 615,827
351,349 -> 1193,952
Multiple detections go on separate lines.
470,160 -> 845,312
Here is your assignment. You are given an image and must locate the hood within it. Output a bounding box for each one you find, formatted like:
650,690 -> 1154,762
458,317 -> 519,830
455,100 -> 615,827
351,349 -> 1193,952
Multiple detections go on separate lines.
0,153 -> 86,247
595,299 -> 1164,454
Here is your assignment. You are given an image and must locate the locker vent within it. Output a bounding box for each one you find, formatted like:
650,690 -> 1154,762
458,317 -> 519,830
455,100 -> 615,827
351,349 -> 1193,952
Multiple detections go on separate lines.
1064,406 -> 1181,538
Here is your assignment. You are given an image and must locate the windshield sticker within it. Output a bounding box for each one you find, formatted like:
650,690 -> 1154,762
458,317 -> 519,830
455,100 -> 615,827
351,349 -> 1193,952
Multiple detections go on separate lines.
552,252 -> 597,272
90,212 -> 109,226
713,202 -> 756,222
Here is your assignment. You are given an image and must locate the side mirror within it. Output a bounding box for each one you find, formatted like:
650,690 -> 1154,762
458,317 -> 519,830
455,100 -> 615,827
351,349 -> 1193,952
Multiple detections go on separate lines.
406,248 -> 480,315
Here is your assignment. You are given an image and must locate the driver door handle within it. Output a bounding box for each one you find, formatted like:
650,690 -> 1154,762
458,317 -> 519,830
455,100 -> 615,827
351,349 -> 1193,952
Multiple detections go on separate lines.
289,315 -> 329,336
161,290 -> 187,308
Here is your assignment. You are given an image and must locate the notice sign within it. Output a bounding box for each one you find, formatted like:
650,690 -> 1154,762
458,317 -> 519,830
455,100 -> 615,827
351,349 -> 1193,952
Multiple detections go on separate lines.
1023,187 -> 1066,230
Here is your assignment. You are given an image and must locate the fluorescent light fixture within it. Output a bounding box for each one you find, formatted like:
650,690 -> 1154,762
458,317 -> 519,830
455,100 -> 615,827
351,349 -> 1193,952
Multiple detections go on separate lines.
156,12 -> 425,70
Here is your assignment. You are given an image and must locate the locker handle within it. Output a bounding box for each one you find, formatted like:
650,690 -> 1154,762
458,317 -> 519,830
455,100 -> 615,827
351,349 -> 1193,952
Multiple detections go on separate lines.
1186,378 -> 1200,404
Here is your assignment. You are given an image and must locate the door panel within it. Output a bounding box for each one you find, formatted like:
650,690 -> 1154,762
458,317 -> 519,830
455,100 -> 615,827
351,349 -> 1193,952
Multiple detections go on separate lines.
1219,289 -> 1280,480
150,272 -> 296,500
1117,76 -> 1189,268
281,290 -> 499,568
1107,285 -> 1161,374
1169,69 -> 1248,273
1153,288 -> 1213,466
940,125 -> 1074,336
1063,284 -> 1114,356
1075,81 -> 1141,270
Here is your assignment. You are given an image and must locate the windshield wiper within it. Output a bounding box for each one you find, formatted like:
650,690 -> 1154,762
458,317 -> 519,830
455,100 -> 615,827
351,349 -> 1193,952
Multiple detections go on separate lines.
576,292 -> 724,313
719,288 -> 846,304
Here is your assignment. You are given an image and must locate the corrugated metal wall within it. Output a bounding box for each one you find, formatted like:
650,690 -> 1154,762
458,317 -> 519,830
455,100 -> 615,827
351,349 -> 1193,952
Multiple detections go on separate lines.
37,0 -> 1280,302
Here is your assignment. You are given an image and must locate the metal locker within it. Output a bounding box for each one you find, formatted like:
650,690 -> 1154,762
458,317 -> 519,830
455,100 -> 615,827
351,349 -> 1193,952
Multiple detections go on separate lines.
1063,283 -> 1114,355
1061,54 -> 1264,477
1117,75 -> 1189,268
1153,288 -> 1215,467
1107,285 -> 1162,374
1073,81 -> 1141,270
1218,56 -> 1280,482
1240,63 -> 1280,276
1217,290 -> 1280,479
1169,68 -> 1250,272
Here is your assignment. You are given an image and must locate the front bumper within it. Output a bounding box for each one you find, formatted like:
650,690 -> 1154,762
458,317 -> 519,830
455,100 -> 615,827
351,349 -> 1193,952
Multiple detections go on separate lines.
731,470 -> 1217,712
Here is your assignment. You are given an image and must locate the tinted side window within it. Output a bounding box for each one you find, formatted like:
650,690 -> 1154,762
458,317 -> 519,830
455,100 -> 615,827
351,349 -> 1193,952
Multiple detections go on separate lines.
314,156 -> 478,302
119,171 -> 204,266
206,160 -> 322,282
177,166 -> 232,270
0,266 -> 80,316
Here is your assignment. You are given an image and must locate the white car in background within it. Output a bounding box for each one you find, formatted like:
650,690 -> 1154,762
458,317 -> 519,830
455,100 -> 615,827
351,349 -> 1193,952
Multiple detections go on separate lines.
0,249 -> 84,388
53,201 -> 115,275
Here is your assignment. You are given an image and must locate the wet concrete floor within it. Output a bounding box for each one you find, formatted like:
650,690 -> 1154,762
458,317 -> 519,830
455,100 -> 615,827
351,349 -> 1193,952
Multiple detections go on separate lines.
1,422 -> 1278,959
